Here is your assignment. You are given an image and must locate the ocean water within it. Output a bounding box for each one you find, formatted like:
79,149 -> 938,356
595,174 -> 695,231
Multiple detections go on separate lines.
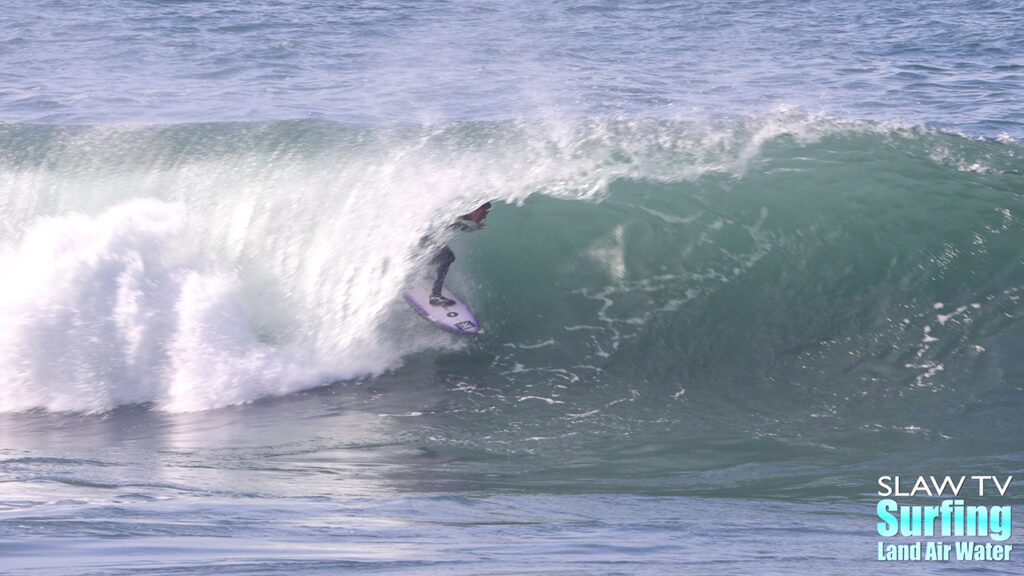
2,1 -> 1024,574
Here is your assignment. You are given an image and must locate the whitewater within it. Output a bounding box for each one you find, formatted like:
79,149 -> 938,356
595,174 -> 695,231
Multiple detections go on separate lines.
1,1 -> 1023,575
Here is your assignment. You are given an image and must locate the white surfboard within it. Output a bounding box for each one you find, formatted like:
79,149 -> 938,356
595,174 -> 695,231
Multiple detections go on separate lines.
403,279 -> 481,335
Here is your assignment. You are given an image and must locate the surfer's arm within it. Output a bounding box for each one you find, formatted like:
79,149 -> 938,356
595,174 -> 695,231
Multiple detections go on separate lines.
451,218 -> 485,232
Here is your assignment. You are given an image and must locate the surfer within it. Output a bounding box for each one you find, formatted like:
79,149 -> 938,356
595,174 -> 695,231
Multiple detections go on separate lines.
429,202 -> 491,306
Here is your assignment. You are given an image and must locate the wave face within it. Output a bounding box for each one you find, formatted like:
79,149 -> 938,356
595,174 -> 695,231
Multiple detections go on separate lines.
1,115 -> 1023,444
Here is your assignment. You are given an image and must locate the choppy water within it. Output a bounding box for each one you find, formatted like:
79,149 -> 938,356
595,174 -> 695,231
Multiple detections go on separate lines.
2,1 -> 1024,574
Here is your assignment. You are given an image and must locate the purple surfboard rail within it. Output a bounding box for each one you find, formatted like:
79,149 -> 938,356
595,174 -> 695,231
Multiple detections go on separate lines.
403,282 -> 480,335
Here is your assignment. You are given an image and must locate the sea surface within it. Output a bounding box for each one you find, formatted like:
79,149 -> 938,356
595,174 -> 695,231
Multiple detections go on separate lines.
2,1 -> 1024,574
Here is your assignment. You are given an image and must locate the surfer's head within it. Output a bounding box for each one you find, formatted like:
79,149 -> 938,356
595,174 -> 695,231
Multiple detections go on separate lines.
464,202 -> 492,224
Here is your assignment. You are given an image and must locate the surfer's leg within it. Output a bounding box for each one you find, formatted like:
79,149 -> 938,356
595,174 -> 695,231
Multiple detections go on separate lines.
430,245 -> 456,305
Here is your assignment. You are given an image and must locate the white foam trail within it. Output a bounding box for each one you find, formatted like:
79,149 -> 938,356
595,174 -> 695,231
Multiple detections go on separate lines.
0,200 -> 321,413
164,270 -> 321,412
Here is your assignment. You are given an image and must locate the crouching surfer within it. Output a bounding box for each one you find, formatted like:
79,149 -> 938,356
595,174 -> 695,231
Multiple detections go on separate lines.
426,202 -> 491,307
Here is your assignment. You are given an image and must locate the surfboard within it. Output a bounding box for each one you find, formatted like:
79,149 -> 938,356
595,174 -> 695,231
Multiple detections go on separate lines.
403,279 -> 481,335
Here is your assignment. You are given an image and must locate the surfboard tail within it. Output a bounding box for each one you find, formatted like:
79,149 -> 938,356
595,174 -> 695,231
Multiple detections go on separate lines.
403,282 -> 480,335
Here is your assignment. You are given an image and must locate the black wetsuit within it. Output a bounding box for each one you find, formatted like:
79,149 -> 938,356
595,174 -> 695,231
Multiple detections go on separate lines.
428,218 -> 482,299
430,244 -> 456,298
